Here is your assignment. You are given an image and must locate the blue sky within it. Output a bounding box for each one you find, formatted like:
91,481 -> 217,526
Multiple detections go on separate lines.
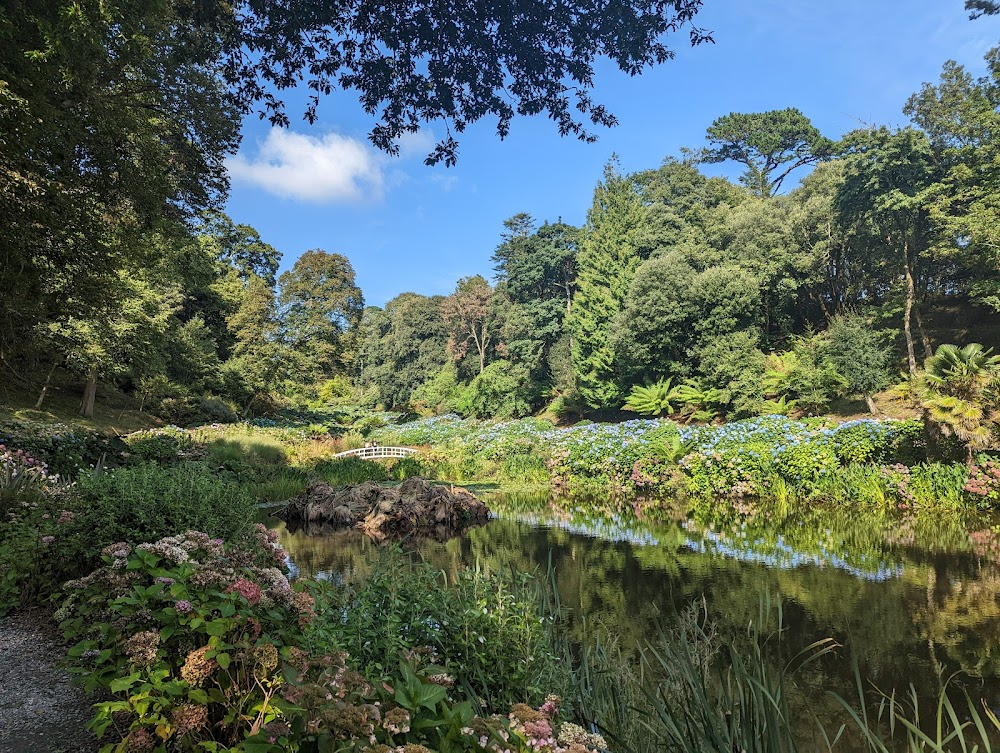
224,0 -> 1000,308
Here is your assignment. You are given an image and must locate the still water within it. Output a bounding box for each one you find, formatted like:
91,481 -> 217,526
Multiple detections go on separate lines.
263,490 -> 1000,733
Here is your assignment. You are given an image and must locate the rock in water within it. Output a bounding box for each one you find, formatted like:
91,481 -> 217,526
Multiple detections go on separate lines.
275,478 -> 489,540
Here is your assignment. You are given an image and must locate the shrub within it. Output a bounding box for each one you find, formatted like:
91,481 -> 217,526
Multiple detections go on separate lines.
56,535 -> 599,753
123,428 -> 194,465
305,549 -> 573,714
965,457 -> 1000,504
72,463 -> 257,566
57,528 -> 304,750
457,360 -> 533,419
0,489 -> 80,613
0,420 -> 128,479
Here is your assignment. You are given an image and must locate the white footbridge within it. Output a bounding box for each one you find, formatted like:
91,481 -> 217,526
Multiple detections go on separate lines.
332,445 -> 418,460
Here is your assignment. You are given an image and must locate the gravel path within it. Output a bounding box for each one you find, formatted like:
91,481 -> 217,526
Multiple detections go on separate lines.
0,612 -> 99,753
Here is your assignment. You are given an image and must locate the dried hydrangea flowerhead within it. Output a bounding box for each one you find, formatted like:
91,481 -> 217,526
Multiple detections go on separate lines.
180,646 -> 218,687
122,727 -> 156,753
227,577 -> 263,605
254,642 -> 279,674
171,703 -> 209,737
383,707 -> 412,735
123,630 -> 160,668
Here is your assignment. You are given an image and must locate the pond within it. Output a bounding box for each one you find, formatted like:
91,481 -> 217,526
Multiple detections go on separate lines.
262,490 -> 1000,740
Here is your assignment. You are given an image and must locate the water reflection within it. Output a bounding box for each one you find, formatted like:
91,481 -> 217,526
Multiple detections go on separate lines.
262,491 -> 1000,736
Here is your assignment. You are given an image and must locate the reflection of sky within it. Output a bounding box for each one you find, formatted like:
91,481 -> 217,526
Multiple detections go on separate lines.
691,530 -> 904,582
498,509 -> 662,546
496,507 -> 903,582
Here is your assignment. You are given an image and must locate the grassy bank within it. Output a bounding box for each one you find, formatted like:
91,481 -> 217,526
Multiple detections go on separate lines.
3,411 -> 1000,750
375,413 -> 996,510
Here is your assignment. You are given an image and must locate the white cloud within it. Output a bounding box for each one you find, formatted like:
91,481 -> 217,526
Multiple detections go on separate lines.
227,129 -> 383,203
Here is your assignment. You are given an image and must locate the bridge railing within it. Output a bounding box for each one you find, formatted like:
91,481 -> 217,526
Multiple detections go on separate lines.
332,446 -> 417,460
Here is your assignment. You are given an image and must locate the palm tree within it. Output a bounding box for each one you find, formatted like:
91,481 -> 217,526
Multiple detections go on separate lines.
917,343 -> 1000,463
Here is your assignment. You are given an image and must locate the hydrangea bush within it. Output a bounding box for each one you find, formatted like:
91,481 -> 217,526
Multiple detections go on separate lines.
377,414 -> 929,501
57,528 -> 607,753
0,420 -> 129,478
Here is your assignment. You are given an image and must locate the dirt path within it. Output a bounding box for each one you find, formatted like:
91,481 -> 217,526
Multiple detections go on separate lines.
0,613 -> 99,753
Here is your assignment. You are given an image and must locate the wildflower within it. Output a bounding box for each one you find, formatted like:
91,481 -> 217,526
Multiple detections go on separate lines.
40,535 -> 55,545
57,510 -> 74,524
155,576 -> 175,586
174,600 -> 192,614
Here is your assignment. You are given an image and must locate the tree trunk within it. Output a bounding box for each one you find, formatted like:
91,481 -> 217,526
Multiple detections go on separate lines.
864,393 -> 879,416
35,362 -> 57,409
80,368 -> 97,418
913,304 -> 933,361
902,247 -> 918,378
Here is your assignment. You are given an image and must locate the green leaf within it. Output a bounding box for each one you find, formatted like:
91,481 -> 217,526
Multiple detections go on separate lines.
109,673 -> 140,693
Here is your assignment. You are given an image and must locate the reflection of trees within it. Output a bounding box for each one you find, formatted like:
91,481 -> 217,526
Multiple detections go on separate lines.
267,493 -> 1000,730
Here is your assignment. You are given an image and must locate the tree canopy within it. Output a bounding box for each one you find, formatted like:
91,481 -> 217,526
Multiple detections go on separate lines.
701,108 -> 833,197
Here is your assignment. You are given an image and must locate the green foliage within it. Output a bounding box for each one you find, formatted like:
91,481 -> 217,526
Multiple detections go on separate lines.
701,108 -> 833,196
672,379 -> 724,423
0,490 -> 78,614
823,312 -> 894,405
124,429 -> 195,465
358,293 -> 451,409
314,457 -> 391,485
56,528 -> 305,750
695,330 -> 767,418
571,159 -> 647,409
614,253 -> 697,383
493,215 -> 580,405
55,532 -> 603,753
278,249 -> 365,382
622,379 -> 681,417
0,420 -> 128,479
763,335 -> 848,415
917,343 -> 1000,460
305,548 -> 573,713
412,362 -> 465,416
458,360 -> 533,419
73,463 -> 257,566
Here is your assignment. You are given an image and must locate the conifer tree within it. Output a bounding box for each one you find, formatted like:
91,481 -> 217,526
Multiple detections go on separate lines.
570,159 -> 647,409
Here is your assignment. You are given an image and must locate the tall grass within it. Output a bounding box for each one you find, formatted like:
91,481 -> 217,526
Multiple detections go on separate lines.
565,593 -> 1000,753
